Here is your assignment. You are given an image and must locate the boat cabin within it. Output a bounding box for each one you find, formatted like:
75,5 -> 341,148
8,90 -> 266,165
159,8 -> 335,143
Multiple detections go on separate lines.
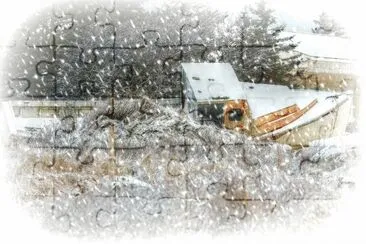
181,63 -> 250,127
181,62 -> 352,146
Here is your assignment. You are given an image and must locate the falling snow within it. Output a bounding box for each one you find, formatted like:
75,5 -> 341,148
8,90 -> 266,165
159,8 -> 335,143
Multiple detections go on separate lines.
0,0 -> 360,239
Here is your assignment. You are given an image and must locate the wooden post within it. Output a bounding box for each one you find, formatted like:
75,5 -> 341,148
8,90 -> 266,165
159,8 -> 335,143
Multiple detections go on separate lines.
109,81 -> 117,169
109,119 -> 116,166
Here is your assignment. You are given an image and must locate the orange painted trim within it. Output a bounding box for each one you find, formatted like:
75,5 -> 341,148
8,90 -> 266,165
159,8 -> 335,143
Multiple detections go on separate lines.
255,99 -> 318,135
253,104 -> 300,128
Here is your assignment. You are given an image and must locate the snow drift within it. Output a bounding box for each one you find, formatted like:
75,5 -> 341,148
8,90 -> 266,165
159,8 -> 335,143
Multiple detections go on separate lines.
8,98 -> 359,236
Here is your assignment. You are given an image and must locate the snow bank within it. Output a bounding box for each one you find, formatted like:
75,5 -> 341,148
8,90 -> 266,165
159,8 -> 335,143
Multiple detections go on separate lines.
7,98 -> 359,236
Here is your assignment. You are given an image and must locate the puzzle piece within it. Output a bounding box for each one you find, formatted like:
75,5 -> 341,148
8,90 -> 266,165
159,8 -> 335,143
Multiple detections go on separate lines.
25,7 -> 74,47
4,78 -> 31,97
178,5 -> 226,47
202,47 -> 224,62
96,1 -> 191,47
96,208 -> 116,228
2,27 -> 56,98
36,47 -> 83,97
36,44 -> 134,98
51,205 -> 72,232
95,0 -> 146,48
114,43 -> 182,97
50,2 -> 117,64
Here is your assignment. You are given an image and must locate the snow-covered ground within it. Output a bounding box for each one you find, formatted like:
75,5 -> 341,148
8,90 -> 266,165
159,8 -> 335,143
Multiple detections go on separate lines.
5,99 -> 359,237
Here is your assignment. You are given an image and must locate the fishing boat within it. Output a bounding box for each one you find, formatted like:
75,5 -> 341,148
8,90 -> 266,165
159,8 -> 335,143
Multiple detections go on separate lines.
181,63 -> 353,146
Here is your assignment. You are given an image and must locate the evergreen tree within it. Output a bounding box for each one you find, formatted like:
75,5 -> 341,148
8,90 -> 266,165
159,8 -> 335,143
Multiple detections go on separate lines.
312,12 -> 345,37
231,0 -> 303,84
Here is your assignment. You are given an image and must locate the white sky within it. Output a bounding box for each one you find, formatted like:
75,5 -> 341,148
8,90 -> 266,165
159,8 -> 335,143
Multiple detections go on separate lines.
0,0 -> 363,41
143,0 -> 362,35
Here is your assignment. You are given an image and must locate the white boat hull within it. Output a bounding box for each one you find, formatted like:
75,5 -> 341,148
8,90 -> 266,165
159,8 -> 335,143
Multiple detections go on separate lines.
265,97 -> 352,146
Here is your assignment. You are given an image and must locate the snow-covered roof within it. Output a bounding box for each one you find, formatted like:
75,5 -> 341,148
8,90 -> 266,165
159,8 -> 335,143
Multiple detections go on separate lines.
241,82 -> 301,118
237,81 -> 352,139
258,92 -> 351,139
240,81 -> 351,120
284,32 -> 354,60
181,63 -> 245,101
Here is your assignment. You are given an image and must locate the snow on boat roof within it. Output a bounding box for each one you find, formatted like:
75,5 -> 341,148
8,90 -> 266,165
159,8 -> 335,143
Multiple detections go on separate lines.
242,81 -> 352,139
240,82 -> 342,119
258,93 -> 351,140
181,63 -> 245,101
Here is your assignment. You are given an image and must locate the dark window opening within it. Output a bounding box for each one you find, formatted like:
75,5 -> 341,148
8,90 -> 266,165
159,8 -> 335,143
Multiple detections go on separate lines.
227,109 -> 243,121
